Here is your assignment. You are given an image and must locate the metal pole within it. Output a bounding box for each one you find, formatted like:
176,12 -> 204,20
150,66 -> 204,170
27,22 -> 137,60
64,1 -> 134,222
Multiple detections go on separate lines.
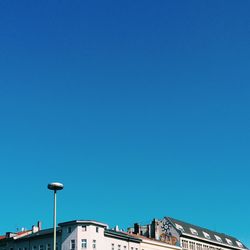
48,182 -> 63,250
53,190 -> 57,250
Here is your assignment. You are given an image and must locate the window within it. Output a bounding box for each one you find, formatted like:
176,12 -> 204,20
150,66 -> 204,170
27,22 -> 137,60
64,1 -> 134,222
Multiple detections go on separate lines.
32,246 -> 37,250
39,245 -> 43,250
71,240 -> 76,250
203,245 -> 209,250
56,243 -> 58,250
181,240 -> 188,250
226,239 -> 233,245
175,223 -> 184,233
118,245 -> 121,250
203,232 -> 210,239
189,242 -> 195,250
24,248 -> 27,250
236,241 -> 243,248
124,247 -> 127,250
82,239 -> 87,249
111,244 -> 114,250
197,243 -> 202,250
190,228 -> 198,236
82,225 -> 87,231
93,240 -> 96,249
215,235 -> 222,243
68,227 -> 72,233
96,227 -> 99,233
131,248 -> 133,250
46,244 -> 51,250
18,248 -> 22,250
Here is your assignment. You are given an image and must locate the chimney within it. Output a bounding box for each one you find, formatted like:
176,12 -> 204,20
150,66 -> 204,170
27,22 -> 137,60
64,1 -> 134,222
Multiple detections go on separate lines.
151,219 -> 157,239
134,223 -> 140,234
32,225 -> 39,233
147,224 -> 151,238
37,221 -> 42,231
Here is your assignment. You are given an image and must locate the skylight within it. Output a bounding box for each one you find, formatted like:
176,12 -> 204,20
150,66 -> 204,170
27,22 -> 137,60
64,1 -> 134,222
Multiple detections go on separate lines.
215,235 -> 222,243
175,224 -> 184,233
226,239 -> 233,245
203,232 -> 211,239
236,241 -> 243,248
190,228 -> 198,236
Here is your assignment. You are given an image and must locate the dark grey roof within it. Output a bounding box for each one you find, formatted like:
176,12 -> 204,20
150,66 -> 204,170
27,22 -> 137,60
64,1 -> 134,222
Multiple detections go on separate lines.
167,217 -> 247,250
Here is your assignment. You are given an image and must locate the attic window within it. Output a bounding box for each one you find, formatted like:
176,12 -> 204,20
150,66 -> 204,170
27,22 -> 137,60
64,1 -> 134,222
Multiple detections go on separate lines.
203,232 -> 211,239
236,241 -> 243,248
175,224 -> 184,233
190,228 -> 198,236
226,239 -> 233,245
215,235 -> 222,243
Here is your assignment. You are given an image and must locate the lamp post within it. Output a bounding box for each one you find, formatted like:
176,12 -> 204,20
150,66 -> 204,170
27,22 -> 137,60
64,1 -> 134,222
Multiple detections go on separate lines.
48,182 -> 64,250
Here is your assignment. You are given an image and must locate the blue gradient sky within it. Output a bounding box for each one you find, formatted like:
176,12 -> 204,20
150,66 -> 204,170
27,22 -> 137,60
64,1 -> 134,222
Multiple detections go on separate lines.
0,0 -> 250,246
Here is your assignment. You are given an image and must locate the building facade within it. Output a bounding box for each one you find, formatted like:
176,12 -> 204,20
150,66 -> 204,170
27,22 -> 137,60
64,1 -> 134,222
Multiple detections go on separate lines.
127,217 -> 247,250
0,220 -> 181,250
0,217 -> 247,250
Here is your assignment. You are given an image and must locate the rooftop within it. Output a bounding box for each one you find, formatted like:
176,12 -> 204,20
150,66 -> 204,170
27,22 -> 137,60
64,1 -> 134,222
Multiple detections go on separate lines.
167,217 -> 247,249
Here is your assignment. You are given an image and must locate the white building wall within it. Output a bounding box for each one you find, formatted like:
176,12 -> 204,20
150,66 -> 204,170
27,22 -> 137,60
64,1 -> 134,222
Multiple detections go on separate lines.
104,235 -> 140,250
180,236 -> 243,250
59,222 -> 141,250
76,224 -> 105,250
141,240 -> 181,250
73,223 -> 141,250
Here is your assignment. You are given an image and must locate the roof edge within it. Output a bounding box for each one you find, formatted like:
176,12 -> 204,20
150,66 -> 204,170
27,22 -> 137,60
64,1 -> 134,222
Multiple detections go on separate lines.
58,220 -> 108,228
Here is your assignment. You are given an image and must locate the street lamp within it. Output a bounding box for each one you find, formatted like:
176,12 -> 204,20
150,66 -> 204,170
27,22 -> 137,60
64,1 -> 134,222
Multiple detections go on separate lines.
48,182 -> 64,250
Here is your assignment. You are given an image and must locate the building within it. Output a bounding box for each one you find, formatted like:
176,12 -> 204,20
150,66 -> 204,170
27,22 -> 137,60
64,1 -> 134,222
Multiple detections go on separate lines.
0,220 -> 181,250
127,217 -> 248,250
0,217 -> 247,250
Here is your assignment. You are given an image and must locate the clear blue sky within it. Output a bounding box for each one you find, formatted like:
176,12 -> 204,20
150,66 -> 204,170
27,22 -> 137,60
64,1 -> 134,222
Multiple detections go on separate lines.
0,0 -> 250,246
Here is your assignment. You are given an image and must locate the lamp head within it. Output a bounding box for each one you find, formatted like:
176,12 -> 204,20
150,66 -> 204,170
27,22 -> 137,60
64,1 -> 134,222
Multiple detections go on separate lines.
48,182 -> 64,191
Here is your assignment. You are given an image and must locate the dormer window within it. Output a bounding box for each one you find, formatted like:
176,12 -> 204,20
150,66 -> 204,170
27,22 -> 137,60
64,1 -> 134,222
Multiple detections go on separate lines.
226,239 -> 233,245
215,235 -> 222,243
175,223 -> 184,233
190,228 -> 198,236
236,241 -> 243,248
203,232 -> 210,239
